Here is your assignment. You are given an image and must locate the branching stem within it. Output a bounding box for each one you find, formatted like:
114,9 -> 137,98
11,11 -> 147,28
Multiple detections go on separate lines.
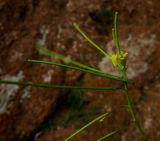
122,70 -> 148,141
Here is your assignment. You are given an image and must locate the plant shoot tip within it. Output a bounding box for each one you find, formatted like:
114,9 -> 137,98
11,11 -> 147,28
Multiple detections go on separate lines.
73,22 -> 78,27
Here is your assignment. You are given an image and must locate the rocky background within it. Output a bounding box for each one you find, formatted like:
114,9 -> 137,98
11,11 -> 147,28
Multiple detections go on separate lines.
0,0 -> 160,141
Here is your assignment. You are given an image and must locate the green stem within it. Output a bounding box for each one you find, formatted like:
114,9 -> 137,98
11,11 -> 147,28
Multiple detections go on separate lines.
73,23 -> 110,59
97,130 -> 119,141
38,48 -> 101,73
0,80 -> 122,91
113,12 -> 121,54
29,59 -> 127,82
122,71 -> 148,141
64,112 -> 111,141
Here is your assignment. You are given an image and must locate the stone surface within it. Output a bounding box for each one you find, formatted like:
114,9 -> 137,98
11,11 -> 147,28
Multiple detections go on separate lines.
0,0 -> 160,141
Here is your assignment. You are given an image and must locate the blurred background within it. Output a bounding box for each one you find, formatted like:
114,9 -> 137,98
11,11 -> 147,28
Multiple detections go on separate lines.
0,0 -> 160,140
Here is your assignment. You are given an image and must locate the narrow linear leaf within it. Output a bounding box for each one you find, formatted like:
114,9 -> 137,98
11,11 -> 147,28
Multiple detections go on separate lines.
0,80 -> 122,91
64,112 -> 111,141
73,23 -> 110,59
36,49 -> 128,82
97,130 -> 119,141
112,28 -> 117,50
38,48 -> 103,74
113,12 -> 121,54
28,59 -> 127,82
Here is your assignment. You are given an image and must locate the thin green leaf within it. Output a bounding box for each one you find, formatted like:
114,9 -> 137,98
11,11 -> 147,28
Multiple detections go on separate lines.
113,12 -> 121,54
28,59 -> 127,82
0,80 -> 122,91
73,23 -> 110,58
112,28 -> 117,50
38,48 -> 103,74
64,112 -> 111,141
97,130 -> 119,141
37,49 -> 128,82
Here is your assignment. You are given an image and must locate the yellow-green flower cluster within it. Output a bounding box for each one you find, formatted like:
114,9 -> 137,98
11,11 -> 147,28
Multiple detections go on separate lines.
108,51 -> 128,68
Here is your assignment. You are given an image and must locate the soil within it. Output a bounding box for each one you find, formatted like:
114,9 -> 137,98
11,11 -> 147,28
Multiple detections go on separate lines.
0,0 -> 160,141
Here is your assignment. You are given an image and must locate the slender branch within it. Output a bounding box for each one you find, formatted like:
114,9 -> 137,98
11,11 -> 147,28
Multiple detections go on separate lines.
122,71 -> 148,141
64,112 -> 111,141
97,130 -> 119,141
73,23 -> 110,58
0,80 -> 122,91
113,12 -> 148,141
38,48 -> 102,74
113,12 -> 121,54
29,59 -> 127,82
